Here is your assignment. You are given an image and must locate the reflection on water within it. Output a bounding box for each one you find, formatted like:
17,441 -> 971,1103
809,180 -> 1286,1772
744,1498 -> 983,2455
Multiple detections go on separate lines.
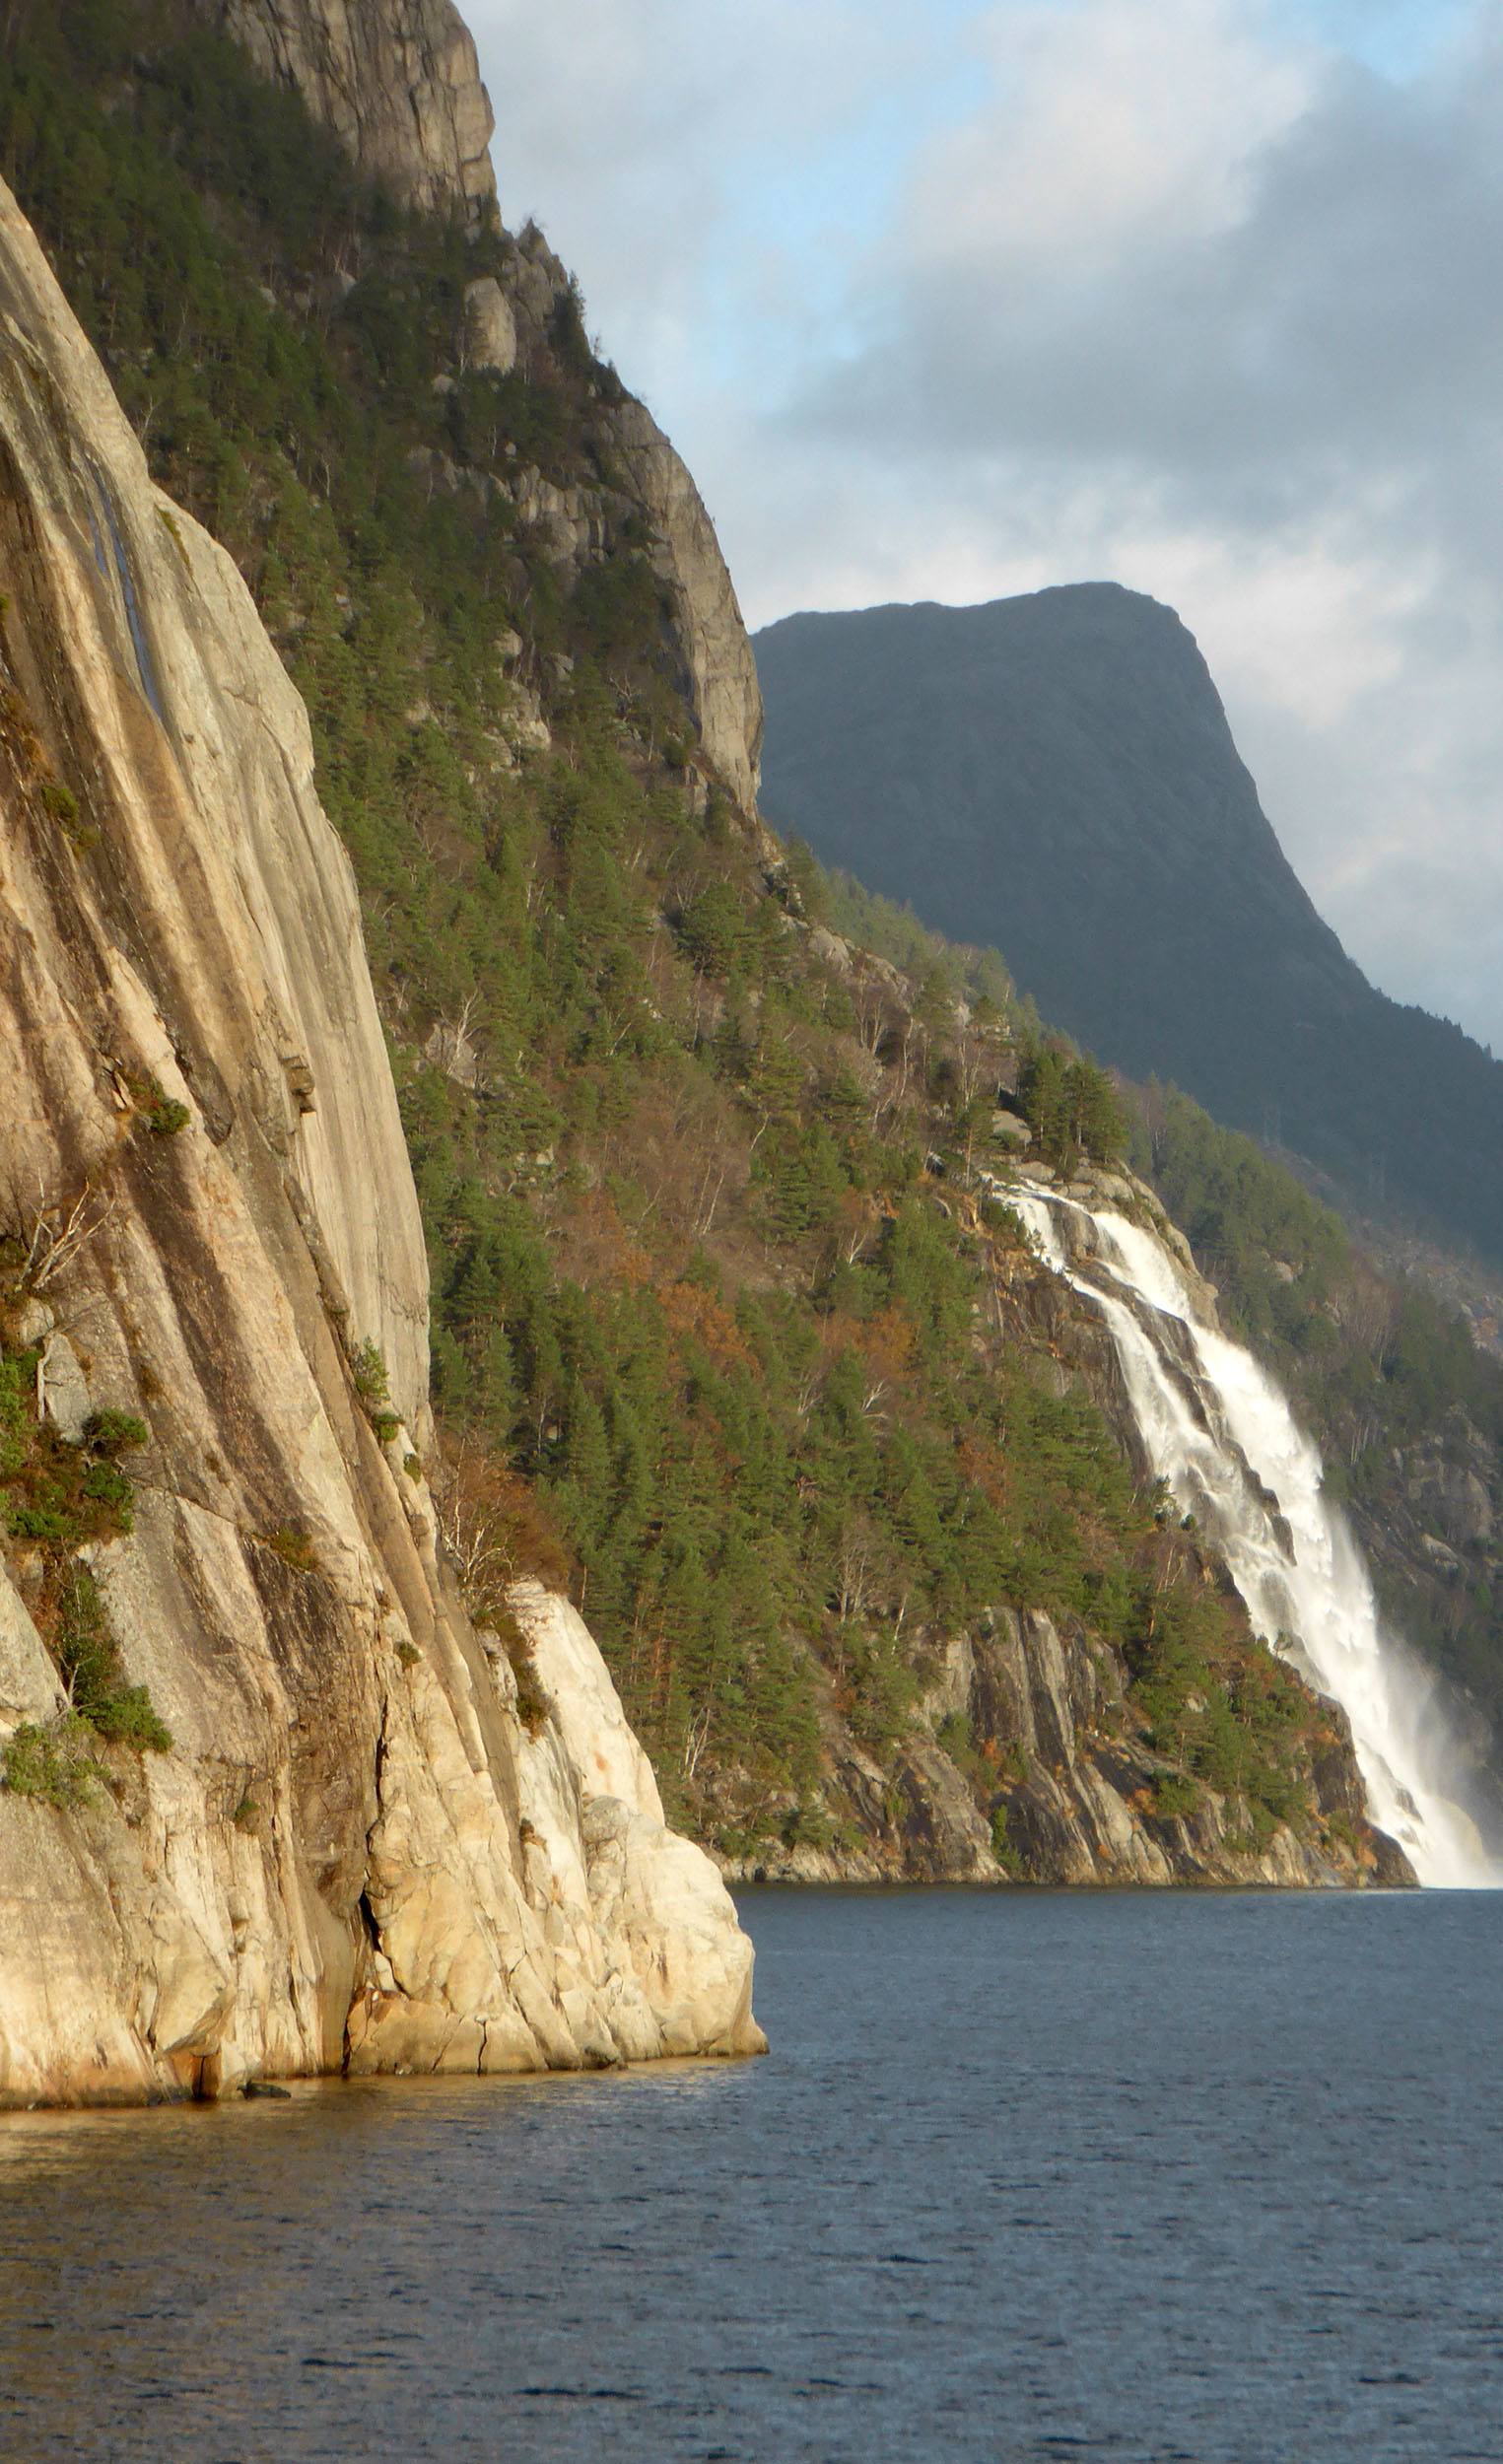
3,1887 -> 1503,2463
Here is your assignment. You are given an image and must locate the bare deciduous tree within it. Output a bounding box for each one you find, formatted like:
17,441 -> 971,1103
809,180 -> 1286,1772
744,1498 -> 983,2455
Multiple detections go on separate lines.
4,1176 -> 114,1298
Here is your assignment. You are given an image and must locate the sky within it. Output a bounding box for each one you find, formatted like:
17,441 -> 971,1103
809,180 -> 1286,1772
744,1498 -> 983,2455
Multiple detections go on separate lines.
465,0 -> 1503,1054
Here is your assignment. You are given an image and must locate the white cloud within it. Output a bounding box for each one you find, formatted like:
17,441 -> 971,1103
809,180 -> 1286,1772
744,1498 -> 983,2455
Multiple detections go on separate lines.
906,0 -> 1313,273
465,0 -> 929,375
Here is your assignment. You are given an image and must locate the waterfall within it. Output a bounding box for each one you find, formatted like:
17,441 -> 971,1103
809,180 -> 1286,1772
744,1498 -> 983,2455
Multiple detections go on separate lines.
1005,1183 -> 1498,1887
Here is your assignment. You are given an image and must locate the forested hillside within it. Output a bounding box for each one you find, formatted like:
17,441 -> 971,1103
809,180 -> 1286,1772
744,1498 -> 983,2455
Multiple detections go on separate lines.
815,862 -> 1503,1778
0,0 -> 1474,1878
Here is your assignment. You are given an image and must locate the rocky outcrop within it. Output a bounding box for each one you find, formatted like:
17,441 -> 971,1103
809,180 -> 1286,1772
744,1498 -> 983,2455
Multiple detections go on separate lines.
603,397 -> 764,811
463,275 -> 516,375
1401,1410 -> 1495,1554
722,1600 -> 1401,1889
980,1607 -> 1408,1886
0,175 -> 760,2106
474,226 -> 764,810
196,11 -> 766,812
194,0 -> 498,224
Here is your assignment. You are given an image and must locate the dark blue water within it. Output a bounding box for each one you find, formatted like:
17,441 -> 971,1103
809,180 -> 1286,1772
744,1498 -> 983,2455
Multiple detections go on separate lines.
3,1887 -> 1501,2462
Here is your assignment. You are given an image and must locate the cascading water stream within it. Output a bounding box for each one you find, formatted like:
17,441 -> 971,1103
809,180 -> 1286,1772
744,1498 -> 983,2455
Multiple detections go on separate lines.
1005,1182 -> 1498,1886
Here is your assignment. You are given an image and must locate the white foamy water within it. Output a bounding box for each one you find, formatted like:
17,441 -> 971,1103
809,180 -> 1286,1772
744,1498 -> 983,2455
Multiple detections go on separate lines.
1006,1184 -> 1497,1887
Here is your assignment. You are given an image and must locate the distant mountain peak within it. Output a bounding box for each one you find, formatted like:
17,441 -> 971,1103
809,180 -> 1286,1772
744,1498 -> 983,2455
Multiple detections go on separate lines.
755,589 -> 1503,1264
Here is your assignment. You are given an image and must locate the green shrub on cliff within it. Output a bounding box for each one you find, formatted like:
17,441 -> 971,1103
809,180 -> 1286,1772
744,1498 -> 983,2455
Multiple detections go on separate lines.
0,1351 -> 30,1479
1017,1043 -> 1127,1175
55,1566 -> 171,1753
2,1715 -> 102,1809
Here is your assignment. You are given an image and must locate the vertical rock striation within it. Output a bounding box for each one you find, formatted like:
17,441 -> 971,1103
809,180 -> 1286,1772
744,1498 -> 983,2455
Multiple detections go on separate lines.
193,0 -> 499,224
0,175 -> 761,2107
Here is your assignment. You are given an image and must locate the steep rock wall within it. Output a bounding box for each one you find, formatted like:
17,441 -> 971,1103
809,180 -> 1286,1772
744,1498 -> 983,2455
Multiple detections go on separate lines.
193,0 -> 498,224
0,177 -> 761,2106
604,394 -> 764,812
498,229 -> 765,811
725,1591 -> 1401,1890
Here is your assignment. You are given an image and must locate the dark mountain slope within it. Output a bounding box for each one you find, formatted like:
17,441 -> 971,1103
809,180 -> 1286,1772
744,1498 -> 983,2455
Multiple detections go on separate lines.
755,586 -> 1503,1265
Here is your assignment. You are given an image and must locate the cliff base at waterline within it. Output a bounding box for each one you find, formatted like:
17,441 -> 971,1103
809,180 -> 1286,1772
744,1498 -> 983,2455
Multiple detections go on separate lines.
0,174 -> 761,2105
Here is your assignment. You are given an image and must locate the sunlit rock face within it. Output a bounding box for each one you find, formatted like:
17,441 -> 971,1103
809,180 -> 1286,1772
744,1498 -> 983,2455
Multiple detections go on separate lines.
194,0 -> 498,224
0,174 -> 761,2107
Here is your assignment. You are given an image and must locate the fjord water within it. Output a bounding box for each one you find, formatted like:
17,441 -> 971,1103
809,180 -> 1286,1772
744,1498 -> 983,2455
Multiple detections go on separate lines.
4,1887 -> 1502,2464
1008,1188 -> 1498,1885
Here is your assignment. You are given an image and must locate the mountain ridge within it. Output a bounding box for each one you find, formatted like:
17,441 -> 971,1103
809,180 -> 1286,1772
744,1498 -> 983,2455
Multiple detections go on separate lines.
755,584 -> 1503,1266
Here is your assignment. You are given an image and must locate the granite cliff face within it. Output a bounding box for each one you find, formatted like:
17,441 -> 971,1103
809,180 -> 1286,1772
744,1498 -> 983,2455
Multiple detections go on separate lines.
0,176 -> 761,2106
604,393 -> 764,811
725,1597 -> 1395,1890
193,0 -> 498,224
459,221 -> 764,811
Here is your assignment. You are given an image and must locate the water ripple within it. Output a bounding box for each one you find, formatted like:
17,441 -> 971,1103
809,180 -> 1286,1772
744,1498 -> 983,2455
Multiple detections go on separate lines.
2,1886 -> 1502,2462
